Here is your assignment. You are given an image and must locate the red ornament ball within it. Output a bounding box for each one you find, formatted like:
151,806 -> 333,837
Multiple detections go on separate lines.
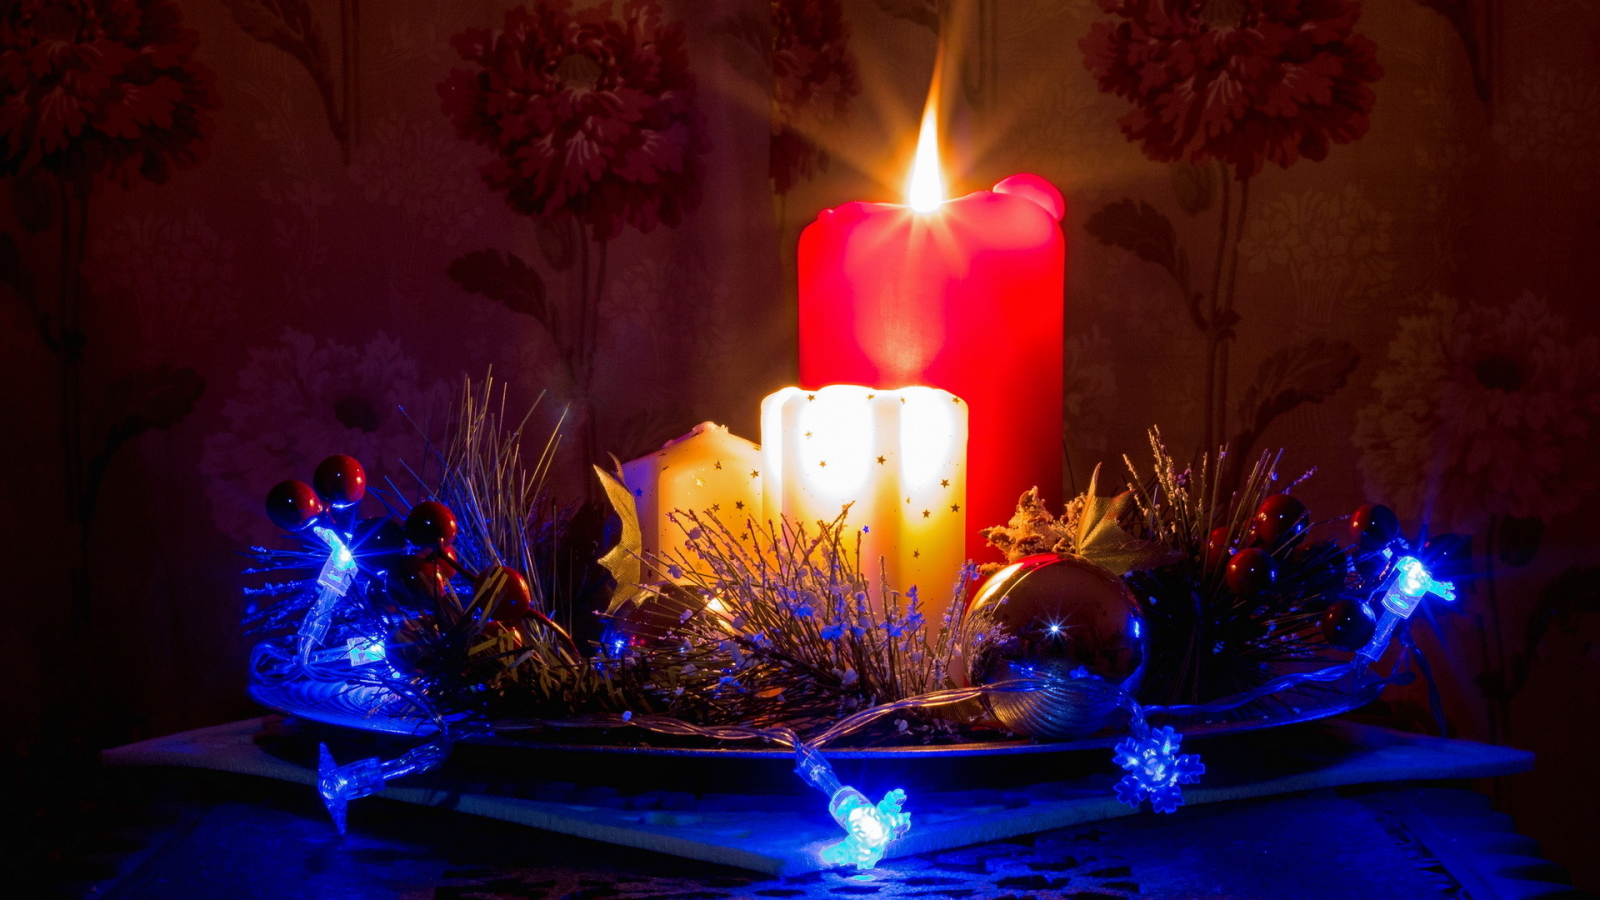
476,566 -> 534,623
351,516 -> 406,573
1321,599 -> 1376,651
405,501 -> 458,550
1349,503 -> 1399,553
352,516 -> 404,554
389,554 -> 449,608
1205,526 -> 1233,570
435,543 -> 466,574
1423,533 -> 1472,581
265,480 -> 324,531
1250,494 -> 1308,548
1225,548 -> 1278,597
313,454 -> 367,508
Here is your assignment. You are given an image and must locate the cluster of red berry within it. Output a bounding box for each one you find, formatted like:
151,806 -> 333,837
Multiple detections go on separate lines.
261,458 -> 533,625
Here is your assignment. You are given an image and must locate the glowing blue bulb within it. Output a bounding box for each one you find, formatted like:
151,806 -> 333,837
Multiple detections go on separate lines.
819,786 -> 910,869
793,742 -> 910,869
313,526 -> 357,597
1383,556 -> 1456,617
1112,725 -> 1204,814
346,635 -> 386,665
306,635 -> 388,667
1356,557 -> 1456,665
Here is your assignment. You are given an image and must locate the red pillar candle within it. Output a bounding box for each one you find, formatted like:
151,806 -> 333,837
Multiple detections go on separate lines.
797,172 -> 1066,562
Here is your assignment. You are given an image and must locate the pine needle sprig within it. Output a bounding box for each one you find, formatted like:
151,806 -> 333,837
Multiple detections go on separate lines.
627,508 -> 996,739
1121,429 -> 1346,708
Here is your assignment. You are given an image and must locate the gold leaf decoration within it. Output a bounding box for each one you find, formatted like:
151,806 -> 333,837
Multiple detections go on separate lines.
594,464 -> 645,615
983,466 -> 1178,576
1073,465 -> 1181,575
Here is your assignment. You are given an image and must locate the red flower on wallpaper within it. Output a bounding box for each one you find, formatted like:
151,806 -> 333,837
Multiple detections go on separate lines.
770,0 -> 860,195
0,0 -> 218,186
1080,0 -> 1382,179
439,0 -> 708,241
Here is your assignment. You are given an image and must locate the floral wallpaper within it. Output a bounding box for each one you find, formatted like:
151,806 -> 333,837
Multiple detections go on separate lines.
3,0 -> 1599,888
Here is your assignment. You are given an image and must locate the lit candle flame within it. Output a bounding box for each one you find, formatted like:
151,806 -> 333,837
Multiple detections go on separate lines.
906,93 -> 944,212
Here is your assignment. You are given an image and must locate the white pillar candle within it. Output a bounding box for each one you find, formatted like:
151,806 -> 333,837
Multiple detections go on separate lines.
760,385 -> 968,620
621,422 -> 764,572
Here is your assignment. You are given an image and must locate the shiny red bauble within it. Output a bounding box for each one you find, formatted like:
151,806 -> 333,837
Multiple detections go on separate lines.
475,566 -> 534,623
1225,548 -> 1278,598
405,500 -> 458,550
313,454 -> 367,508
352,516 -> 404,554
1423,533 -> 1471,581
1321,599 -> 1376,652
350,516 -> 406,573
1205,526 -> 1233,570
1349,503 -> 1400,553
1249,494 -> 1308,548
389,554 -> 449,608
265,480 -> 324,531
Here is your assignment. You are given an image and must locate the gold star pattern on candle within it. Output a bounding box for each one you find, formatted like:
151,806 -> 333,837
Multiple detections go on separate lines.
807,394 -> 816,401
734,500 -> 745,510
819,460 -> 827,467
750,469 -> 759,478
922,509 -> 930,518
714,460 -> 722,469
941,479 -> 949,487
913,550 -> 920,558
694,477 -> 704,487
711,503 -> 721,511
951,504 -> 960,512
877,456 -> 886,464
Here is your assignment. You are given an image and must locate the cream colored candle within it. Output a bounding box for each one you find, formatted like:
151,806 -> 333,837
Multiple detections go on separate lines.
761,385 -> 968,619
621,422 -> 763,571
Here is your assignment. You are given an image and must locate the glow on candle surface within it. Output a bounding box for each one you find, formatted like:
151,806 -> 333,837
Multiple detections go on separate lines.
620,422 -> 763,571
798,105 -> 1066,562
761,385 -> 967,619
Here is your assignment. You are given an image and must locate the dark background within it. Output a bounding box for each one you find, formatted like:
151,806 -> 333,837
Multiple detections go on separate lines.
3,0 -> 1598,892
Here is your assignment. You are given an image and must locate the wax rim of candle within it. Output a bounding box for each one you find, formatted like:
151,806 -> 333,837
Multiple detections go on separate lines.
992,173 -> 1065,222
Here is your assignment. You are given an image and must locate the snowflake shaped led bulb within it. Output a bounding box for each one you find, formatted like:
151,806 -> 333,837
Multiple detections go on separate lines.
819,786 -> 911,868
795,742 -> 910,869
1113,725 -> 1205,814
1356,555 -> 1456,666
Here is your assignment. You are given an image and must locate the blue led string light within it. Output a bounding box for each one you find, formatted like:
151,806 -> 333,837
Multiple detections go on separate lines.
1108,552 -> 1459,813
247,514 -> 464,833
317,738 -> 450,834
794,743 -> 909,867
298,526 -> 358,668
255,512 -> 1458,861
1356,554 -> 1456,667
1111,717 -> 1204,813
